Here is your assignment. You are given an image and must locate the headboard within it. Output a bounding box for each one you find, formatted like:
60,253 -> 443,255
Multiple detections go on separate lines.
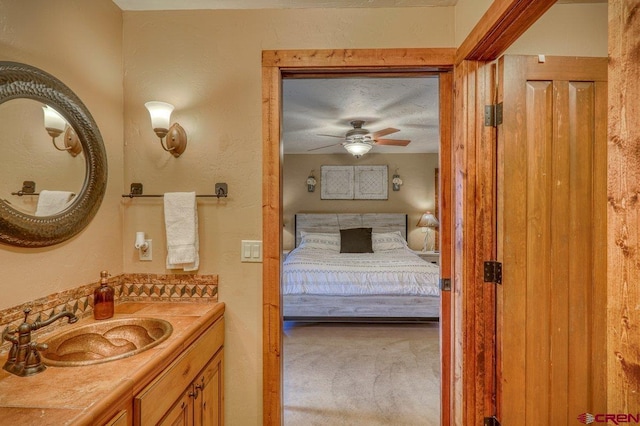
294,213 -> 408,247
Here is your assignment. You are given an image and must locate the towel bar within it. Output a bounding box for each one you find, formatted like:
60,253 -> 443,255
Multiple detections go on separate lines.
121,182 -> 228,199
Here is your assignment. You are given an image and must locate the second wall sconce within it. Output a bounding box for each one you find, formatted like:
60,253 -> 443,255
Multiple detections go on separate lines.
145,101 -> 187,158
42,105 -> 82,157
392,170 -> 403,191
306,170 -> 317,192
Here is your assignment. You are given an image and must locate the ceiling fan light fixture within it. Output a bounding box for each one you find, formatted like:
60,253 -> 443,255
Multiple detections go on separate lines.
343,141 -> 373,158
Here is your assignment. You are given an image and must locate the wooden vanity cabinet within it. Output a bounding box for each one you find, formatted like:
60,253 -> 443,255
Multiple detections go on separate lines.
134,317 -> 224,426
159,350 -> 224,426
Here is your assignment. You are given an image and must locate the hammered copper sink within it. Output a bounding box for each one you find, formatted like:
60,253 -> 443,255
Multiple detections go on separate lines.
41,317 -> 173,367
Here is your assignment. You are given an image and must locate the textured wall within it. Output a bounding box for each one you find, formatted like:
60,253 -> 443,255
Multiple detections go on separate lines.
121,7 -> 453,425
507,3 -> 608,57
283,153 -> 439,251
0,0 -> 124,310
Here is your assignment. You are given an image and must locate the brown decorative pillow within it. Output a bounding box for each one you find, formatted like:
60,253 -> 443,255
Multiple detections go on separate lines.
340,228 -> 373,253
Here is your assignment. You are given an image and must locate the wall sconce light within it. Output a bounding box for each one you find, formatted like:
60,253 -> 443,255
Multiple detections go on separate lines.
306,170 -> 317,192
42,105 -> 82,157
392,170 -> 403,191
417,211 -> 439,252
144,101 -> 187,158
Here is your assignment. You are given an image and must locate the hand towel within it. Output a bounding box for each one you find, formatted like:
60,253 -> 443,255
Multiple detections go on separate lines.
35,190 -> 74,216
164,192 -> 199,271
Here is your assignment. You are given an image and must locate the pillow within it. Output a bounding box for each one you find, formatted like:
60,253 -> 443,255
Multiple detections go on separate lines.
372,231 -> 407,251
299,231 -> 340,251
340,227 -> 373,253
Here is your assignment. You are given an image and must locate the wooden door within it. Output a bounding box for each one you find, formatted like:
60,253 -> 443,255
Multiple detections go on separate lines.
497,55 -> 607,425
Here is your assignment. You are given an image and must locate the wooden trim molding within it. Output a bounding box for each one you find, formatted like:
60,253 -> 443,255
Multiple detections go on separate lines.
607,0 -> 640,413
262,49 -> 455,425
456,0 -> 556,64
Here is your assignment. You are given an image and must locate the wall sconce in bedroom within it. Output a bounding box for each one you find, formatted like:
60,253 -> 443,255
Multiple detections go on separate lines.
417,211 -> 439,252
42,105 -> 82,157
145,101 -> 187,158
306,170 -> 317,192
392,170 -> 403,191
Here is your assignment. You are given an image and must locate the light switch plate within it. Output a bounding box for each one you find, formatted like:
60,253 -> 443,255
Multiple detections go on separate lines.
241,240 -> 262,262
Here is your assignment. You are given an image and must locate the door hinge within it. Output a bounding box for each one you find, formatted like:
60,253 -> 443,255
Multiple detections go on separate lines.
439,278 -> 451,292
484,102 -> 503,127
483,261 -> 502,284
484,416 -> 501,426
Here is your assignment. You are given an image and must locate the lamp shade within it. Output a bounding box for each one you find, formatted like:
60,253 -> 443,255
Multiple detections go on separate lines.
417,211 -> 439,228
42,105 -> 66,133
343,141 -> 373,158
145,101 -> 174,130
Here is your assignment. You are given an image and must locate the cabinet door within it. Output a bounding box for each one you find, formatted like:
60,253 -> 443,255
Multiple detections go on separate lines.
158,389 -> 193,426
104,410 -> 128,426
196,350 -> 223,426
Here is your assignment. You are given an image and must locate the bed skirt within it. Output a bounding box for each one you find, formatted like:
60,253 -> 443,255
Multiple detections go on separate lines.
283,294 -> 439,322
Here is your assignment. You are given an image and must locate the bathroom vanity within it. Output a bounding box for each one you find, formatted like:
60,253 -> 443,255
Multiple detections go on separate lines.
0,301 -> 225,426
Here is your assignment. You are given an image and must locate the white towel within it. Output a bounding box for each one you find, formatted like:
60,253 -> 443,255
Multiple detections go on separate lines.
164,192 -> 199,271
35,190 -> 74,216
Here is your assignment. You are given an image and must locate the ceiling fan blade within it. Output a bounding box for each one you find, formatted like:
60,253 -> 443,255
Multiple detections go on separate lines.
370,127 -> 400,139
375,139 -> 411,146
307,142 -> 342,152
317,133 -> 346,139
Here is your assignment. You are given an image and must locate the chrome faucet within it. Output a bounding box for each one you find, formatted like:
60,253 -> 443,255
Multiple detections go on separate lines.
2,308 -> 78,377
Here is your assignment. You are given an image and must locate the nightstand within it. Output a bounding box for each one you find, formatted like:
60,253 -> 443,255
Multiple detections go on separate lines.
414,250 -> 440,265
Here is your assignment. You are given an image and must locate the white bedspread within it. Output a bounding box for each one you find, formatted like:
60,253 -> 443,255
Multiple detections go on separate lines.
282,247 -> 440,297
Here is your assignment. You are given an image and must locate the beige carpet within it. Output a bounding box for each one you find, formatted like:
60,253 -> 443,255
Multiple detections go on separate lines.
283,322 -> 440,426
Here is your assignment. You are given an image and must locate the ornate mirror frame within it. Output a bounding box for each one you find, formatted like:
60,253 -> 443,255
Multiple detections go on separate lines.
0,62 -> 107,247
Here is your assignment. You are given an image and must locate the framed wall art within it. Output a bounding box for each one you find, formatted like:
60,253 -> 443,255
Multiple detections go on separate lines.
320,165 -> 388,200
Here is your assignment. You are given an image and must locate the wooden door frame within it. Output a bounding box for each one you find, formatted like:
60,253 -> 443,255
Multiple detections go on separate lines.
262,48 -> 455,426
262,2 -> 556,425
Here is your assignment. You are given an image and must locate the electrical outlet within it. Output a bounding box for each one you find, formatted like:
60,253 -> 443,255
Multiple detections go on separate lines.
139,239 -> 152,261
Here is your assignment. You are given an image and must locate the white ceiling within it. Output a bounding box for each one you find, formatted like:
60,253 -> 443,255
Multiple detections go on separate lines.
113,0 -> 458,11
283,76 -> 440,154
113,0 -> 604,10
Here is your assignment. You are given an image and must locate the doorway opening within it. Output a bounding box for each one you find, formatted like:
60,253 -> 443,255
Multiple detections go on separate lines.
262,48 -> 455,425
281,72 -> 442,424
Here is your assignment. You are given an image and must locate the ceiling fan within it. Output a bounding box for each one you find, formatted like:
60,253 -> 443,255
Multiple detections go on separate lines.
309,120 -> 411,158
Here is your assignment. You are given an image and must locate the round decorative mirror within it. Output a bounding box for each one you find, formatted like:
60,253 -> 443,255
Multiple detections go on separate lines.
0,62 -> 107,247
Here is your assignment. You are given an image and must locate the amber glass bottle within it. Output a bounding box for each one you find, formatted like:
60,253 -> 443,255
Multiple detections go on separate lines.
94,270 -> 114,320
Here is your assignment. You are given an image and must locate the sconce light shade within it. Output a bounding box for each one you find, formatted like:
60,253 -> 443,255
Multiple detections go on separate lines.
43,105 -> 82,156
43,105 -> 66,138
306,172 -> 317,192
144,101 -> 187,157
145,101 -> 174,138
392,174 -> 403,191
343,141 -> 373,158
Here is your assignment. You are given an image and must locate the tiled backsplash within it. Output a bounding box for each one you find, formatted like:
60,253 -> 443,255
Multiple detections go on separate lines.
0,273 -> 218,350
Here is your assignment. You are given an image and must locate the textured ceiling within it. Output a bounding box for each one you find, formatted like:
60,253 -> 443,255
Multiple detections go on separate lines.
113,0 -> 605,10
283,76 -> 440,155
113,0 -> 458,10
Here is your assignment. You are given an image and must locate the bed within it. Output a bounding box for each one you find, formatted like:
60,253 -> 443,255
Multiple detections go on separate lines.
282,213 -> 440,322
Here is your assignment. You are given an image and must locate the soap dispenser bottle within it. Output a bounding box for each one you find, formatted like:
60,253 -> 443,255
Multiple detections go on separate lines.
94,270 -> 114,320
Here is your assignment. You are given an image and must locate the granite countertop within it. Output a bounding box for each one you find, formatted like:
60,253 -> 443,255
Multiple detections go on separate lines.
0,301 -> 225,425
